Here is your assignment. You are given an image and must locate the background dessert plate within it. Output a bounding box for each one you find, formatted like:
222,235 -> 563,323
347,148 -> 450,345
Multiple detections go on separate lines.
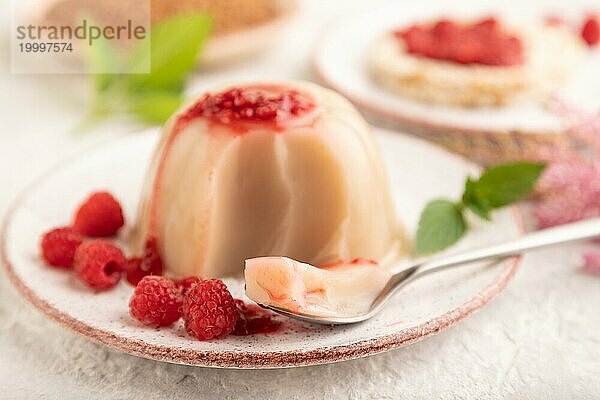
27,0 -> 298,67
1,128 -> 522,369
313,0 -> 600,164
201,0 -> 299,66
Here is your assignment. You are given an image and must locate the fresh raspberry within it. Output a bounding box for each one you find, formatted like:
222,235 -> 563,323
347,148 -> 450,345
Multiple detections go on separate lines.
129,276 -> 183,327
175,276 -> 202,296
73,191 -> 125,237
582,15 -> 600,46
183,279 -> 238,340
233,300 -> 250,336
125,236 -> 164,286
40,227 -> 84,268
232,299 -> 281,336
73,240 -> 126,290
125,257 -> 144,286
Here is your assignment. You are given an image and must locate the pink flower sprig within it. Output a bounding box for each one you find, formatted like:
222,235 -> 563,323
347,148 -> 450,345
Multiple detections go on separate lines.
583,250 -> 600,275
533,160 -> 600,228
535,97 -> 600,274
547,96 -> 600,156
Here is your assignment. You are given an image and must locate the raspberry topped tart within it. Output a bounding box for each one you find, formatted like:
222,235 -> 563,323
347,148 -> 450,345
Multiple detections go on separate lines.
130,81 -> 406,279
369,16 -> 585,107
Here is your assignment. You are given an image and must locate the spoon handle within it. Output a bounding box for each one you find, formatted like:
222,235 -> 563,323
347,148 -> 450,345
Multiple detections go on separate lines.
416,217 -> 600,273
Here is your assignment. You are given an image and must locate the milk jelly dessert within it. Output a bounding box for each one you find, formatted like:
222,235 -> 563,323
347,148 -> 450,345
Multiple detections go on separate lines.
131,81 -> 405,279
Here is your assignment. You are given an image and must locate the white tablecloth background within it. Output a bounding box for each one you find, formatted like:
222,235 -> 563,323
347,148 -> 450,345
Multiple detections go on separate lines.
1,0 -> 599,398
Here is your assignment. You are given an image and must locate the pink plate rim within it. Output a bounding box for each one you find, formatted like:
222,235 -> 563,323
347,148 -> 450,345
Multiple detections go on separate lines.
0,133 -> 524,369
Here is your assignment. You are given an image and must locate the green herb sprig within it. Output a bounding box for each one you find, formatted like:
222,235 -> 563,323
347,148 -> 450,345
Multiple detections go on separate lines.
415,162 -> 546,256
80,14 -> 212,128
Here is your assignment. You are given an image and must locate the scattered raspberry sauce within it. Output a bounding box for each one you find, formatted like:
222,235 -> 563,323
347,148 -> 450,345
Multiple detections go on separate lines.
174,85 -> 316,134
318,257 -> 379,269
395,17 -> 524,66
126,236 -> 164,286
233,299 -> 281,336
581,15 -> 600,46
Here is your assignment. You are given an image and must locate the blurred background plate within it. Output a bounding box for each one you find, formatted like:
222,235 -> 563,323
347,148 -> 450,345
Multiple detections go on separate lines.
201,0 -> 298,66
28,0 -> 299,67
313,0 -> 600,164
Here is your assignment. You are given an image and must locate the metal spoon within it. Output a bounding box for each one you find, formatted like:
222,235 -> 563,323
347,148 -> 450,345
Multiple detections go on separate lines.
264,217 -> 600,325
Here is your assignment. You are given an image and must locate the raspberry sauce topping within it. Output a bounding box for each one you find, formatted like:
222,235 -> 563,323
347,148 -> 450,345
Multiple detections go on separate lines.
174,85 -> 317,134
395,17 -> 524,66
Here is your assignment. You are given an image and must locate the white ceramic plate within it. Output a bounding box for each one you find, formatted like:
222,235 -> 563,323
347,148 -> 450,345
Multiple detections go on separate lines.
313,0 -> 600,136
1,128 -> 522,369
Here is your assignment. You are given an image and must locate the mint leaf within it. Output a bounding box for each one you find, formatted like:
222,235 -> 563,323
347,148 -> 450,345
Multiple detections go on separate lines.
462,177 -> 492,220
85,38 -> 118,92
129,14 -> 212,91
128,90 -> 184,124
463,201 -> 491,221
415,162 -> 545,256
79,14 -> 212,131
415,199 -> 467,256
470,162 -> 545,208
81,17 -> 120,92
